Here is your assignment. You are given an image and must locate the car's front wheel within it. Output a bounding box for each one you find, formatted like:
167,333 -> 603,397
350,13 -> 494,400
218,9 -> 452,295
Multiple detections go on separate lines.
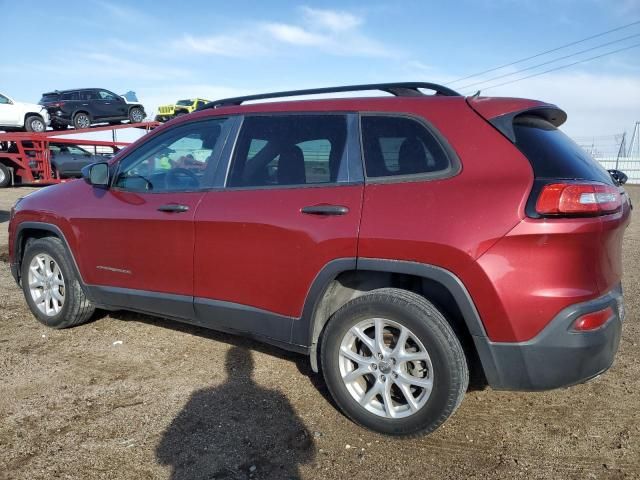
25,115 -> 46,133
321,288 -> 468,437
21,237 -> 95,328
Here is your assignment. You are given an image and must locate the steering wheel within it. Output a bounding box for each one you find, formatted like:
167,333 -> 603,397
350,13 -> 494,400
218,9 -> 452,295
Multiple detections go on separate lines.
164,168 -> 199,190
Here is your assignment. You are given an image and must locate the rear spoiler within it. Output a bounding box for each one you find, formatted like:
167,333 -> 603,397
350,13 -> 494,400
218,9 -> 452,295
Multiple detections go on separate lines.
467,96 -> 567,143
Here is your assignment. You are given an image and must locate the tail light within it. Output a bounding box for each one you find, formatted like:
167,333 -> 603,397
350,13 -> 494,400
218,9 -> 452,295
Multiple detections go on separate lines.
536,182 -> 621,216
48,102 -> 65,108
572,306 -> 614,331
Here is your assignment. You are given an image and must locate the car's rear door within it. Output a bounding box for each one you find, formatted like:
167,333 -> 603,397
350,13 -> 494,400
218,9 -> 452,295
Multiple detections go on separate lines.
193,113 -> 364,344
72,117 -> 235,318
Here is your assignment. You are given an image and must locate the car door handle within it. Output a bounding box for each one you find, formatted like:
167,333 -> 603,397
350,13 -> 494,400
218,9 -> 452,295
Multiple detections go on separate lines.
301,204 -> 349,216
157,204 -> 189,213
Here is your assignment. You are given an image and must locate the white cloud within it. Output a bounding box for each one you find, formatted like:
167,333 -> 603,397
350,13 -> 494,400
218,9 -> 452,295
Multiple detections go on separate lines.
172,6 -> 394,58
177,33 -> 270,57
263,23 -> 328,47
301,6 -> 363,32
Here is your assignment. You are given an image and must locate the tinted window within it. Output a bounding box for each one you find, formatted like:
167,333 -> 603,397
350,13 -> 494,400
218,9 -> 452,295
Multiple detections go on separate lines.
61,92 -> 80,101
513,116 -> 612,184
228,115 -> 347,187
0,94 -> 9,104
40,93 -> 59,103
114,119 -> 229,192
361,116 -> 451,178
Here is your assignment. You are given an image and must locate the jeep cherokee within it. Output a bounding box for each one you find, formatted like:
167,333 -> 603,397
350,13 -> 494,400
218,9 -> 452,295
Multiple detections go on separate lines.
8,82 -> 631,436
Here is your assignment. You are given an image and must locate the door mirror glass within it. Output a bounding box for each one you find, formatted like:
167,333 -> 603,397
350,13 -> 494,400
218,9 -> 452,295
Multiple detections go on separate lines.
82,162 -> 110,187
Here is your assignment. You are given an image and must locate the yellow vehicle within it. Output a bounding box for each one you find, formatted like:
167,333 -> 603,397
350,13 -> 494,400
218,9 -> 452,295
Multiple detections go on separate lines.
154,98 -> 210,122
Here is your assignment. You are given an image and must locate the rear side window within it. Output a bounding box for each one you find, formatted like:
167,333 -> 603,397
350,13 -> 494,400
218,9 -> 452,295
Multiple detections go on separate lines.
361,116 -> 452,178
513,116 -> 612,184
61,92 -> 80,101
228,115 -> 347,188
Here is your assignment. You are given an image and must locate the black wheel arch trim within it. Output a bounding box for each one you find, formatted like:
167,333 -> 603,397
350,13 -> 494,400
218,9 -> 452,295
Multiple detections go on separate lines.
12,222 -> 92,299
297,257 -> 499,379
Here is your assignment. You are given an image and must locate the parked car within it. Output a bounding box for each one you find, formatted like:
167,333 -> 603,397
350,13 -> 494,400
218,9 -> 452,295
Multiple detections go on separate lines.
48,143 -> 116,178
39,88 -> 146,130
0,92 -> 49,132
8,82 -> 631,437
155,98 -> 210,122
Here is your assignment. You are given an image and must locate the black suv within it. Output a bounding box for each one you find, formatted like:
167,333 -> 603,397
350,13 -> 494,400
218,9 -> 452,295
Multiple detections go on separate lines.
39,88 -> 146,130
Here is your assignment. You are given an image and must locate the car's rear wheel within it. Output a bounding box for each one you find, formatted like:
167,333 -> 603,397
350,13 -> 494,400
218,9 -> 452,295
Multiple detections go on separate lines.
128,107 -> 145,123
25,115 -> 46,133
321,288 -> 468,437
0,163 -> 11,188
73,112 -> 91,130
21,237 -> 95,328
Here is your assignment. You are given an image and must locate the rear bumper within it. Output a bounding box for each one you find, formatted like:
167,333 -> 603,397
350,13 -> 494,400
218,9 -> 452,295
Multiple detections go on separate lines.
475,284 -> 624,390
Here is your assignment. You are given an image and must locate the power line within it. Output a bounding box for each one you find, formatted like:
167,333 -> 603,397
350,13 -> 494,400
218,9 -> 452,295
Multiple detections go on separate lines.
455,32 -> 640,91
463,41 -> 640,94
447,19 -> 640,85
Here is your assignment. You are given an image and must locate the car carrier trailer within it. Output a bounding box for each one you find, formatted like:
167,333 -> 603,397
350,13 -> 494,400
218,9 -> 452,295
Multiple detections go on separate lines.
0,122 -> 159,188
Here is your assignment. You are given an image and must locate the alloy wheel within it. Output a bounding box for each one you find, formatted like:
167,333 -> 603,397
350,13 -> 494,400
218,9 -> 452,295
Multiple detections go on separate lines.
338,317 -> 434,419
28,253 -> 65,316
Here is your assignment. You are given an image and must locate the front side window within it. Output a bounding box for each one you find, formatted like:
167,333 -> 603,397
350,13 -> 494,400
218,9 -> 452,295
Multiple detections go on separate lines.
0,94 -> 10,104
361,116 -> 452,178
114,119 -> 229,192
98,90 -> 118,101
228,115 -> 347,188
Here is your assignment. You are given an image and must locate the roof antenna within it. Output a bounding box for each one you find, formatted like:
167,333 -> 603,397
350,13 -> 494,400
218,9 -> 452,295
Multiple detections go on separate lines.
471,90 -> 481,98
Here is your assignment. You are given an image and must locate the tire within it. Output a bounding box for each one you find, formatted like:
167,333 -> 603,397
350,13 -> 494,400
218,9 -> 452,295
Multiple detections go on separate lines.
321,288 -> 468,437
25,115 -> 46,133
21,237 -> 95,329
128,107 -> 145,123
73,112 -> 91,130
0,163 -> 11,188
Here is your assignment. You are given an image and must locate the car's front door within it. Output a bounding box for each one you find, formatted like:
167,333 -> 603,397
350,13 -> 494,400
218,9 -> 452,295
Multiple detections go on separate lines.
72,117 -> 234,318
94,90 -> 127,119
193,113 -> 364,343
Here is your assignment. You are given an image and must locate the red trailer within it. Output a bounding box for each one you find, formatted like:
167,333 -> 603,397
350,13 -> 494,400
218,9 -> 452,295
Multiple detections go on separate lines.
0,122 -> 159,187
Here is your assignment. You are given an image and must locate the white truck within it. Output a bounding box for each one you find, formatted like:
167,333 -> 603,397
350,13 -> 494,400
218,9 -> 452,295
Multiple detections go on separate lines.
0,92 -> 49,132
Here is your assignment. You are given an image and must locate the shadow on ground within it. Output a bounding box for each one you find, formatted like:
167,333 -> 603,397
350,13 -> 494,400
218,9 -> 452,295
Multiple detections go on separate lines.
156,346 -> 316,480
111,311 -> 334,404
0,210 -> 9,223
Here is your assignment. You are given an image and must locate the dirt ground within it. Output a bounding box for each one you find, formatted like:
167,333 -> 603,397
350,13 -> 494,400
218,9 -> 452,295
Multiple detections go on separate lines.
0,184 -> 639,480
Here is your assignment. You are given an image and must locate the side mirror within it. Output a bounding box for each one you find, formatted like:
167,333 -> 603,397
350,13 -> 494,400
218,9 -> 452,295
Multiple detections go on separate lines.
82,162 -> 110,187
608,169 -> 628,186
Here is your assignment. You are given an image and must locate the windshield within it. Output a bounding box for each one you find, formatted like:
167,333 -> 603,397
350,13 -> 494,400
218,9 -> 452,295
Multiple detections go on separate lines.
176,100 -> 193,106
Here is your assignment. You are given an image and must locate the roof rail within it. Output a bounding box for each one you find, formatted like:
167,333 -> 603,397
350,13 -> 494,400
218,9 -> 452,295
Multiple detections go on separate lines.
201,82 -> 461,110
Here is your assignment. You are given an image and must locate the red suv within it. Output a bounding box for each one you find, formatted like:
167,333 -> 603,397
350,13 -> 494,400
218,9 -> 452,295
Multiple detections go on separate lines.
8,83 -> 631,436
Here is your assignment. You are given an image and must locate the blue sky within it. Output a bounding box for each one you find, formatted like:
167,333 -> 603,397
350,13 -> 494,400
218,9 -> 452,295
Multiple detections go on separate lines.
1,0 -> 639,139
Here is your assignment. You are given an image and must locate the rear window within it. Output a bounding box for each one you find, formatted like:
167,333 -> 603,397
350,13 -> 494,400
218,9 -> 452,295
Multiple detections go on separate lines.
361,116 -> 452,178
40,93 -> 59,103
513,116 -> 612,184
